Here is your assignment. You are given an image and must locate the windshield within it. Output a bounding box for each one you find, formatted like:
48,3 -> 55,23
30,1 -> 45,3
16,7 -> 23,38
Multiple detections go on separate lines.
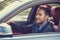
0,0 -> 31,19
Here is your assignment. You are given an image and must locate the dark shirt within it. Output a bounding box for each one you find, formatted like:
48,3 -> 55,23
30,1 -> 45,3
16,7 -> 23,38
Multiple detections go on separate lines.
10,21 -> 55,34
30,21 -> 55,33
32,24 -> 41,33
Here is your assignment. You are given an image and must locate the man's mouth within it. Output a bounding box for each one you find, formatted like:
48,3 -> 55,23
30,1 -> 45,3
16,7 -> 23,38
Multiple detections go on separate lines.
36,19 -> 40,22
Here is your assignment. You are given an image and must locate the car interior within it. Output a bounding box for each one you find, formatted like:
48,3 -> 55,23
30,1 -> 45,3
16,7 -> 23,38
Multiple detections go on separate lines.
51,6 -> 60,31
6,3 -> 60,35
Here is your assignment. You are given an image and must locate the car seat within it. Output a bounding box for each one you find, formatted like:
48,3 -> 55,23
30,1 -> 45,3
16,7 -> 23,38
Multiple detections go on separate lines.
51,6 -> 60,31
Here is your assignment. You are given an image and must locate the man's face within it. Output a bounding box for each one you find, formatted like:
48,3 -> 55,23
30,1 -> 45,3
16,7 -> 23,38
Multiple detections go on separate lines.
35,9 -> 49,24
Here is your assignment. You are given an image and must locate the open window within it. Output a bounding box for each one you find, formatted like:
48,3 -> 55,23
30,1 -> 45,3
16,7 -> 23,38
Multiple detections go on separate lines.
0,0 -> 60,39
6,3 -> 60,35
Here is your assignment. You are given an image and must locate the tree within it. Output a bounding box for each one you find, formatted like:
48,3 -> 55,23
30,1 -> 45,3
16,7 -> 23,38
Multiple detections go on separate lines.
0,0 -> 15,11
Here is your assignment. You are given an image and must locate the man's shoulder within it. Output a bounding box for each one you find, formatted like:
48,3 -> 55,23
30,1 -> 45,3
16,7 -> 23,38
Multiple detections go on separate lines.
46,21 -> 55,30
47,21 -> 54,26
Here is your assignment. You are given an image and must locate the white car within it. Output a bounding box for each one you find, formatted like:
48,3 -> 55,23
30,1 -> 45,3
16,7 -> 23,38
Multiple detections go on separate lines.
0,0 -> 60,40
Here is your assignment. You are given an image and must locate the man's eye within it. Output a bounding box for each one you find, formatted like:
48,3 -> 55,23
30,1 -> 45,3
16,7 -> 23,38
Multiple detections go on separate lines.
39,14 -> 42,16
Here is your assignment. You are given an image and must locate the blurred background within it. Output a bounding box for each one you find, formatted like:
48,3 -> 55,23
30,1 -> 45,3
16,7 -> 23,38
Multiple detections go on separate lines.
0,0 -> 59,21
0,0 -> 31,21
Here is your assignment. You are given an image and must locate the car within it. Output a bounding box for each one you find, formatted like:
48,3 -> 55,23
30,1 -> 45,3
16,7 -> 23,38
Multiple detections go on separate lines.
0,0 -> 60,40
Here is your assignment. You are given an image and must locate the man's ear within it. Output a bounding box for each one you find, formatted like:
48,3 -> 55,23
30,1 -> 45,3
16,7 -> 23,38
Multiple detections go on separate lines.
45,15 -> 49,20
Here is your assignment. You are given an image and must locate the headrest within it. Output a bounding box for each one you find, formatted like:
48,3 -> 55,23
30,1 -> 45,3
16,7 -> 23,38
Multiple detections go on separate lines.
51,6 -> 60,25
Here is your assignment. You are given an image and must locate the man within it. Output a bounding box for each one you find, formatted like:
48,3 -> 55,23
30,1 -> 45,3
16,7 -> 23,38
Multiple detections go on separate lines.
25,6 -> 55,33
8,5 -> 55,34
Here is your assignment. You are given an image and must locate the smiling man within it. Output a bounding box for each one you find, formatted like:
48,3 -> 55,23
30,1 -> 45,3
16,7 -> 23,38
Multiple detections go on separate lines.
7,5 -> 55,34
20,5 -> 55,33
31,6 -> 55,33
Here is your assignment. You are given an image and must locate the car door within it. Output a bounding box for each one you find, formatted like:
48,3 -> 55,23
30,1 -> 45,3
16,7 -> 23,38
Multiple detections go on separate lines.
0,0 -> 60,40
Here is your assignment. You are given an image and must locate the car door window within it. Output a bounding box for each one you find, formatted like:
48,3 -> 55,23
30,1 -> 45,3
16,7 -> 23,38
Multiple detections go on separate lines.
9,8 -> 31,21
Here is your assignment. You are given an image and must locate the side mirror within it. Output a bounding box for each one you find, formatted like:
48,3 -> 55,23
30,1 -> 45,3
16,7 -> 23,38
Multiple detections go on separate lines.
0,23 -> 13,38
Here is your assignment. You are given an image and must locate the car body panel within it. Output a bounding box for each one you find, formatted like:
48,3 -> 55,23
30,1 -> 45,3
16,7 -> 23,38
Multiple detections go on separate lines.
0,33 -> 60,40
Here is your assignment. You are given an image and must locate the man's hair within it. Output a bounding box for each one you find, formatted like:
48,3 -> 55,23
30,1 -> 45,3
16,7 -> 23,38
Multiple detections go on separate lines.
37,5 -> 51,17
